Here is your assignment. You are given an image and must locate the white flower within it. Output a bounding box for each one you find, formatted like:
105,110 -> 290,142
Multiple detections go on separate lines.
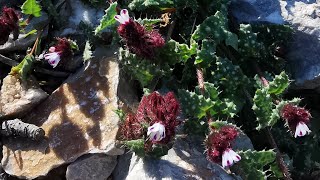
114,9 -> 130,24
147,122 -> 165,142
44,52 -> 61,68
222,148 -> 241,168
294,122 -> 311,138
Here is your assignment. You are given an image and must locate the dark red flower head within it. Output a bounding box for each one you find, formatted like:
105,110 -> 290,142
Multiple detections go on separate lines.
119,113 -> 144,140
0,7 -> 19,45
281,104 -> 311,132
52,37 -> 73,58
136,91 -> 180,144
115,9 -> 165,59
206,126 -> 238,163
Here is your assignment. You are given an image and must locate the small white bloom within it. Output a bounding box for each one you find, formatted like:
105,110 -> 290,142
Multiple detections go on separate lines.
114,9 -> 130,24
294,122 -> 311,138
44,52 -> 61,68
147,122 -> 165,142
222,148 -> 241,168
49,46 -> 56,53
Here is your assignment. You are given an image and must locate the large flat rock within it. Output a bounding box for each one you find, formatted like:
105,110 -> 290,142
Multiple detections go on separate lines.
1,47 -> 132,179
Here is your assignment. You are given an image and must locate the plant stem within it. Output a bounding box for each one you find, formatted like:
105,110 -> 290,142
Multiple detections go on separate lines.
196,66 -> 214,124
220,42 -> 292,179
253,62 -> 292,180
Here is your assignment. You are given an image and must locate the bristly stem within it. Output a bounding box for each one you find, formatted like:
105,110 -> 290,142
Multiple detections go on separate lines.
253,62 -> 292,180
219,42 -> 292,179
196,66 -> 214,124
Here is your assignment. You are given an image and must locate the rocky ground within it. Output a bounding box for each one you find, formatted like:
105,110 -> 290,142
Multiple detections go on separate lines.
0,0 -> 319,179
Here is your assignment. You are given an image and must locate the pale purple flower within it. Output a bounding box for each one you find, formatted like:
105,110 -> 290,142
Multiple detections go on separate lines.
147,122 -> 165,142
44,52 -> 60,68
114,9 -> 130,25
294,122 -> 311,138
222,148 -> 241,168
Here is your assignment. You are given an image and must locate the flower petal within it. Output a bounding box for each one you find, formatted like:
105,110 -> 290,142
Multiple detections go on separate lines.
295,122 -> 311,138
147,122 -> 165,142
44,52 -> 61,68
115,15 -> 125,24
222,148 -> 241,168
120,9 -> 130,23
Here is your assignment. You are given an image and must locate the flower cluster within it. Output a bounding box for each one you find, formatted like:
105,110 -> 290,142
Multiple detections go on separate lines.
0,7 -> 19,45
119,91 -> 180,146
280,104 -> 311,138
206,126 -> 241,168
44,38 -> 74,68
115,9 -> 165,59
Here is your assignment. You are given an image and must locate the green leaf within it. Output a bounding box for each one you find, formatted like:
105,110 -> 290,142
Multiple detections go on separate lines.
191,11 -> 238,50
94,2 -> 118,35
238,150 -> 276,180
195,39 -> 216,67
252,88 -> 274,130
10,54 -> 35,80
21,0 -> 42,17
178,89 -> 214,119
124,139 -> 145,157
268,71 -> 290,95
128,0 -> 173,11
83,41 -> 93,62
23,29 -> 37,38
238,24 -> 264,59
159,39 -> 197,64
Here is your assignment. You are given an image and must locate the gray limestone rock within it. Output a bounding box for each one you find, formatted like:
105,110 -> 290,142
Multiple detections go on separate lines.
231,0 -> 320,89
66,154 -> 117,180
113,135 -> 247,180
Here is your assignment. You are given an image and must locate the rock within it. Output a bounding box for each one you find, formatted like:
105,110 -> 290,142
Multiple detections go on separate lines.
64,55 -> 85,72
231,0 -> 320,89
66,154 -> 117,180
0,12 -> 49,53
0,75 -> 48,119
1,47 -> 137,179
113,135 -> 244,180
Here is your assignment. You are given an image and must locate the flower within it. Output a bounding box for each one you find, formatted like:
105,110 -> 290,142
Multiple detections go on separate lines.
206,125 -> 241,168
119,113 -> 144,140
0,7 -> 19,45
294,122 -> 311,138
222,148 -> 241,168
114,9 -> 165,59
136,91 -> 180,144
43,38 -> 73,68
44,52 -> 60,68
281,104 -> 311,138
147,122 -> 166,142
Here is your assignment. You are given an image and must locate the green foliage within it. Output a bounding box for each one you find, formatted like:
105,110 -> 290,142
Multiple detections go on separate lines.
119,48 -> 171,87
191,11 -> 238,50
21,0 -> 42,17
10,54 -> 35,81
178,89 -> 214,119
237,150 -> 276,180
124,139 -> 145,157
83,41 -> 93,62
195,39 -> 216,67
23,29 -> 37,38
238,24 -> 264,58
128,0 -> 173,11
136,18 -> 162,31
252,88 -> 274,130
160,39 -> 197,64
268,71 -> 289,95
94,2 -> 118,35
41,0 -> 61,25
179,82 -> 240,119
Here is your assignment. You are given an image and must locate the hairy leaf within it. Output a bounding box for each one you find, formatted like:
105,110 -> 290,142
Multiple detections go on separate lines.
94,2 -> 117,35
21,0 -> 42,17
252,88 -> 274,130
83,41 -> 93,62
128,0 -> 173,11
268,71 -> 289,95
238,24 -> 264,59
10,54 -> 35,80
238,150 -> 276,180
195,39 -> 216,67
124,139 -> 145,157
191,11 -> 238,50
